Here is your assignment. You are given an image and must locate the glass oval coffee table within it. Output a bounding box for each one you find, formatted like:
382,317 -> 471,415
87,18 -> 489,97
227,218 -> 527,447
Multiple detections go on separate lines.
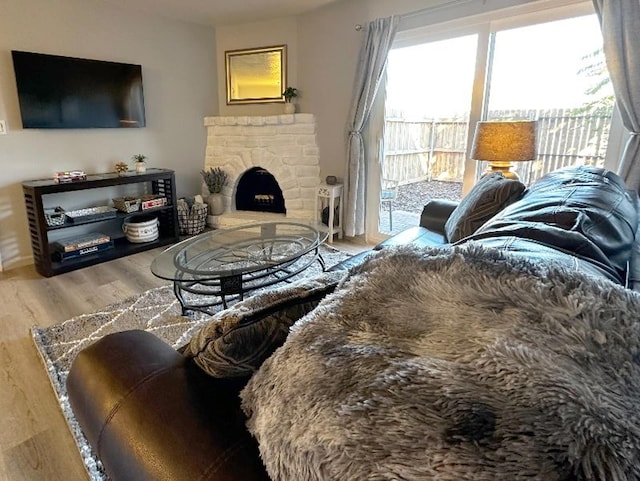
151,221 -> 328,315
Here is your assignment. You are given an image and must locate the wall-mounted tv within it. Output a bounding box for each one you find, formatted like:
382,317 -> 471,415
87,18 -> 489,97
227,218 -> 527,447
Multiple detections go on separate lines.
11,51 -> 146,129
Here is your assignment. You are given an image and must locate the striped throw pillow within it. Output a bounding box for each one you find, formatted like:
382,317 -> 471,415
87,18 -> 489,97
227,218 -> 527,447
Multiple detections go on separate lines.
445,173 -> 526,243
184,270 -> 345,378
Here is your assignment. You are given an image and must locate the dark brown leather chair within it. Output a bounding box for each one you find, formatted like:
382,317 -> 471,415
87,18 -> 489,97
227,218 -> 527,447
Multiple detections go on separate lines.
67,329 -> 270,481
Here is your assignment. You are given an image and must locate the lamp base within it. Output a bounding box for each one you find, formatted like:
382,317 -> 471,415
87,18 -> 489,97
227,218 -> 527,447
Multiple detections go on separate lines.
483,161 -> 520,180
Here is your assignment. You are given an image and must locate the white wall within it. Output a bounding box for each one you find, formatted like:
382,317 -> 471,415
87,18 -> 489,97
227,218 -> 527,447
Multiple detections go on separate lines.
298,0 -> 365,182
216,0 -> 543,185
0,0 -> 217,270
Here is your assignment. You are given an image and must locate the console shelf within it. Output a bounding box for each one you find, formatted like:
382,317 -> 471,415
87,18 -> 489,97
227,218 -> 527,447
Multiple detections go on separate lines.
22,168 -> 180,277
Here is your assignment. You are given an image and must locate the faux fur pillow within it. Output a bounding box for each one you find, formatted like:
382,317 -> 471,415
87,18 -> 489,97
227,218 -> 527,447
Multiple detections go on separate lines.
184,270 -> 345,378
445,173 -> 525,243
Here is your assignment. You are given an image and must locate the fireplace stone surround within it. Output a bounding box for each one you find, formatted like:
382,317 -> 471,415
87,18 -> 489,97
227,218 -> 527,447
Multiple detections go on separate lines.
203,114 -> 321,227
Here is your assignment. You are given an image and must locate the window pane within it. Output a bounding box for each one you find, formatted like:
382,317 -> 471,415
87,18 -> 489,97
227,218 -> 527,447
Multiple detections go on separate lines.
486,15 -> 613,183
381,35 -> 477,234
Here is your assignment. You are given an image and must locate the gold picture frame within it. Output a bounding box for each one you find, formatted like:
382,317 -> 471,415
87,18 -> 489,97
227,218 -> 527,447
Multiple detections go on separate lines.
225,45 -> 287,105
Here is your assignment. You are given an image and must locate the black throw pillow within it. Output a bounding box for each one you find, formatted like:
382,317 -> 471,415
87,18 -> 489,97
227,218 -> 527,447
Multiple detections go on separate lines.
445,173 -> 526,243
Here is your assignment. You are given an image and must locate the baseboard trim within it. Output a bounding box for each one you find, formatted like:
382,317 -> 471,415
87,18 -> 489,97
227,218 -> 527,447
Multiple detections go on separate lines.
2,255 -> 34,271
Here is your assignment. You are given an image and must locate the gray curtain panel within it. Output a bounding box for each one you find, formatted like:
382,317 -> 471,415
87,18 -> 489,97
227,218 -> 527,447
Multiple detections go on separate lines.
344,16 -> 398,237
593,0 -> 640,189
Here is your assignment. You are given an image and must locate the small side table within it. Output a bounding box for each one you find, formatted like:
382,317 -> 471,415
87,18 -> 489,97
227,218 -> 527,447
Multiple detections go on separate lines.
315,183 -> 343,243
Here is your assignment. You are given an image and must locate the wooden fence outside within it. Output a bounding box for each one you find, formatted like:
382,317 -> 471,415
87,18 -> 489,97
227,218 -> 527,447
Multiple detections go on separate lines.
383,108 -> 612,185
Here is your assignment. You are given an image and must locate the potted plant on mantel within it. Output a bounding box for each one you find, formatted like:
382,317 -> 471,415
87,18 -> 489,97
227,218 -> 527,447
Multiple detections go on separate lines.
200,167 -> 229,218
283,87 -> 298,114
132,154 -> 147,173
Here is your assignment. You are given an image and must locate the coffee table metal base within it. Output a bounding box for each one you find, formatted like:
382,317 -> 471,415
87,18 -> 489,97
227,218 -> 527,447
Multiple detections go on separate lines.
173,250 -> 326,315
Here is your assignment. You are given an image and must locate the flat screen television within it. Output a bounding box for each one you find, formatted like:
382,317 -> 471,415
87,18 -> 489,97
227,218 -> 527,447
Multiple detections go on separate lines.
11,51 -> 146,129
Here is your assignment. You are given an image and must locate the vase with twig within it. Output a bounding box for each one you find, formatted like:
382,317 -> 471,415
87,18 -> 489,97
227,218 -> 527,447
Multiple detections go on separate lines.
200,167 -> 229,217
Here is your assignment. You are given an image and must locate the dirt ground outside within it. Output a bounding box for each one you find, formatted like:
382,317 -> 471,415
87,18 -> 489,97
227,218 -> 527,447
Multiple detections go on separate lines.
395,180 -> 462,213
378,180 -> 462,234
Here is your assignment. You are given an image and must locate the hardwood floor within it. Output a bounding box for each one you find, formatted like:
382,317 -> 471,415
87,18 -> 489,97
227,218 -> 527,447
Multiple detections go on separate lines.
0,248 -> 169,481
0,240 -> 368,481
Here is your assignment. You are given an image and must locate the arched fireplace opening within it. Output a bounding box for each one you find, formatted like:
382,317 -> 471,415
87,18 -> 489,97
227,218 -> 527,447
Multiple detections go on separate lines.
235,167 -> 286,214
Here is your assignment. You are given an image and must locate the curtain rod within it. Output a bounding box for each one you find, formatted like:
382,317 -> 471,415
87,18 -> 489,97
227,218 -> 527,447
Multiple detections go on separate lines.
355,0 -> 476,30
400,0 -> 477,19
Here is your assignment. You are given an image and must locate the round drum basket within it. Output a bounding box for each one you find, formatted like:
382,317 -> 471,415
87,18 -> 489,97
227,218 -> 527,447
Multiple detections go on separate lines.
123,215 -> 159,243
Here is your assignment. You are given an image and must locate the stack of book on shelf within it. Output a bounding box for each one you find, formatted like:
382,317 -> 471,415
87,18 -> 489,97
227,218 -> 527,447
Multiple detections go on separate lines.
54,171 -> 87,183
141,194 -> 167,210
52,232 -> 113,262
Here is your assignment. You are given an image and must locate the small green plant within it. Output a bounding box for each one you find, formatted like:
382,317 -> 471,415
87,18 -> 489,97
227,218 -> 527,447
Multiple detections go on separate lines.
132,154 -> 147,163
200,167 -> 229,194
282,87 -> 298,103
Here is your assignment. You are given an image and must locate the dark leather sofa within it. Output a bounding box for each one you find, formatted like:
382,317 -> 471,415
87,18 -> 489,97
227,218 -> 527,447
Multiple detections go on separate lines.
67,166 -> 640,481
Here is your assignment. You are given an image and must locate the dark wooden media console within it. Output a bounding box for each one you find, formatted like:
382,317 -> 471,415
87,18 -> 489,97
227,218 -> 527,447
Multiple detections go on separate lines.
22,168 -> 179,277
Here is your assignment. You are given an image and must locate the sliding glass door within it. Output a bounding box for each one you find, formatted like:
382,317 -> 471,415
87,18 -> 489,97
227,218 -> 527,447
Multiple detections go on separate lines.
377,35 -> 477,234
369,2 -> 616,241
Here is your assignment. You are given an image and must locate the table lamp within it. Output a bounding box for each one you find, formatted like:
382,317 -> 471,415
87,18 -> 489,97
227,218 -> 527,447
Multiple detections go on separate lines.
471,120 -> 537,180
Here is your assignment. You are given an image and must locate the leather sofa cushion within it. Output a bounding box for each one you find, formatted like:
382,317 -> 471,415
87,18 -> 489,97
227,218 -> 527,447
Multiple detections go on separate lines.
329,226 -> 448,272
445,173 -> 526,243
470,236 -> 622,282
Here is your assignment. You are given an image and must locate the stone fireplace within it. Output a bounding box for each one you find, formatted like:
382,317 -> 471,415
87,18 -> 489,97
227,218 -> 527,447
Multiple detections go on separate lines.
203,114 -> 320,227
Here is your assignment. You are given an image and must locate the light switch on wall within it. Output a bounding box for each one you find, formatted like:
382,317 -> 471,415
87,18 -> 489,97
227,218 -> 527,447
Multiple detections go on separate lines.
0,120 -> 6,135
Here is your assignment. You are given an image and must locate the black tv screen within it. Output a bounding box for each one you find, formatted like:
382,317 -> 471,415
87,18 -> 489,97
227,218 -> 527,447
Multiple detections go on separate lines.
11,51 -> 146,129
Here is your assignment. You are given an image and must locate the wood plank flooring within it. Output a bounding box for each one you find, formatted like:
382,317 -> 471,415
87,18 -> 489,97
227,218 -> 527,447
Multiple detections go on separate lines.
0,240 -> 368,481
0,248 -> 170,481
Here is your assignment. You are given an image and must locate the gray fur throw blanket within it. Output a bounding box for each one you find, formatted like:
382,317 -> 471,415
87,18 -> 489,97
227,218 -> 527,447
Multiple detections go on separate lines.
241,244 -> 640,481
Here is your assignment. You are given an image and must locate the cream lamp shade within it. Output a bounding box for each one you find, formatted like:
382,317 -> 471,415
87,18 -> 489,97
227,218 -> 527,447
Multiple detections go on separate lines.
471,120 -> 538,180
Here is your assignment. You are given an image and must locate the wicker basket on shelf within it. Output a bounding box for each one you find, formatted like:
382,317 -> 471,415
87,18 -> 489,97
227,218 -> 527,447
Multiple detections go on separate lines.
113,197 -> 141,213
44,207 -> 66,227
177,199 -> 207,235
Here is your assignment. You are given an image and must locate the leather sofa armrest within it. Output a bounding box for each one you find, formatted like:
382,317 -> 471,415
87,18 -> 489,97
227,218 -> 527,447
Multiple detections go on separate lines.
629,228 -> 640,292
329,199 -> 456,272
419,199 -> 459,233
67,330 -> 269,481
